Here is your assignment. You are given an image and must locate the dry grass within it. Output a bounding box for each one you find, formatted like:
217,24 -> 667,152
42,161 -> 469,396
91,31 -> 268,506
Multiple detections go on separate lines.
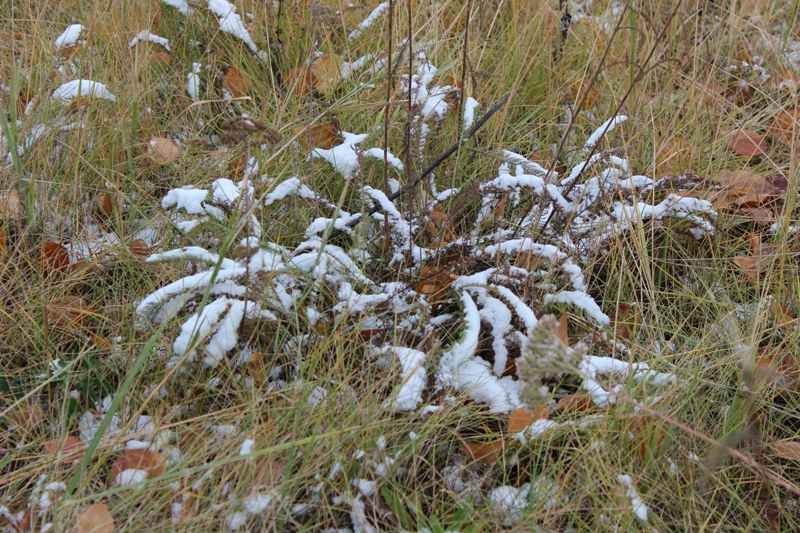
2,0 -> 800,531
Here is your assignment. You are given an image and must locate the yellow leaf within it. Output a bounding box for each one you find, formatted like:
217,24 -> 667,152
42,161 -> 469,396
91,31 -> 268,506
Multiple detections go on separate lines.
76,503 -> 114,533
148,137 -> 180,165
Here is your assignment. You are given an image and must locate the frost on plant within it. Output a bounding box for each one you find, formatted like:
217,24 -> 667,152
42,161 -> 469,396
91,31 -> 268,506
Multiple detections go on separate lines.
137,55 -> 710,414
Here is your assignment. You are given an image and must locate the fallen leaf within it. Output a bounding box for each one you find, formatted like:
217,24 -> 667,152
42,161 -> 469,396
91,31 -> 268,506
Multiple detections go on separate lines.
47,296 -> 92,332
508,405 -> 547,433
285,65 -> 312,95
44,435 -> 83,462
414,266 -> 455,296
732,255 -> 775,281
626,415 -> 666,460
738,206 -> 774,227
728,129 -> 767,157
223,68 -> 248,98
555,311 -> 569,346
151,51 -> 171,65
111,449 -> 165,483
768,107 -> 800,147
311,54 -> 344,95
127,239 -> 151,258
97,193 -> 113,217
462,439 -> 506,464
752,346 -> 798,393
0,189 -> 24,219
76,503 -> 114,533
772,441 -> 800,461
557,391 -> 594,412
39,242 -> 71,274
563,81 -> 599,111
148,137 -> 180,165
714,169 -> 786,204
295,122 -> 342,150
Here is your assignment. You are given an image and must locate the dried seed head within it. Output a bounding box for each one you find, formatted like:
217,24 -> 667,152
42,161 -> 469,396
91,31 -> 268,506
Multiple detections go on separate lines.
517,314 -> 587,408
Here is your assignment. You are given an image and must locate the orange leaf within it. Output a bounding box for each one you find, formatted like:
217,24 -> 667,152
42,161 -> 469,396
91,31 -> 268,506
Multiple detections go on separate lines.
555,311 -> 569,346
47,296 -> 91,331
295,122 -> 342,150
626,415 -> 666,460
772,441 -> 800,461
462,440 -> 506,464
98,193 -> 113,217
76,503 -> 115,533
768,107 -> 800,147
311,54 -> 343,95
148,137 -> 180,165
127,239 -> 151,258
508,405 -> 547,433
39,242 -> 71,274
44,435 -> 83,462
563,81 -> 599,111
111,449 -> 165,484
557,391 -> 594,412
728,129 -> 767,157
223,68 -> 249,98
0,188 -> 24,219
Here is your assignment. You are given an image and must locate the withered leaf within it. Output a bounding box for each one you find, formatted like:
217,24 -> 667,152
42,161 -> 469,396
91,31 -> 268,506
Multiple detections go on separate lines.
462,439 -> 506,464
76,503 -> 114,533
148,137 -> 180,165
39,242 -> 71,274
727,129 -> 767,157
223,68 -> 248,98
768,107 -> 800,147
772,441 -> 800,461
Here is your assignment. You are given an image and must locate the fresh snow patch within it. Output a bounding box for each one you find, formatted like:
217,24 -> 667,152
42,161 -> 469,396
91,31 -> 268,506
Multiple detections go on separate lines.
163,0 -> 193,14
129,30 -> 171,51
207,0 -> 268,61
463,97 -> 480,131
52,80 -> 116,103
239,439 -> 255,455
348,2 -> 390,40
618,474 -> 648,521
55,24 -> 84,49
116,468 -> 148,486
187,62 -> 202,102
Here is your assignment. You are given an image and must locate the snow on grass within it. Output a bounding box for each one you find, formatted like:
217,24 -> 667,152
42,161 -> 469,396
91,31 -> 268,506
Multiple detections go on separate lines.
51,80 -> 116,103
207,0 -> 268,61
463,96 -> 480,131
310,132 -> 369,180
54,24 -> 84,49
618,474 -> 648,521
163,0 -> 192,14
129,30 -> 171,51
584,115 -> 628,150
381,346 -> 427,411
187,62 -> 202,102
348,2 -> 390,40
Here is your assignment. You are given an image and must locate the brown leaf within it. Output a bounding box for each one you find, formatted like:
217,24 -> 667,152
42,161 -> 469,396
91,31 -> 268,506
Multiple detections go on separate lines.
555,311 -> 569,346
151,51 -> 171,65
127,239 -> 151,258
110,449 -> 165,484
738,206 -> 774,227
768,107 -> 800,147
557,391 -> 594,412
285,66 -> 312,95
613,302 -> 634,340
626,415 -> 666,460
97,193 -> 113,218
39,242 -> 71,274
295,122 -> 342,150
414,266 -> 455,296
462,440 -> 506,464
0,189 -> 24,219
311,54 -> 344,95
732,255 -> 775,281
44,435 -> 83,462
223,68 -> 249,98
728,129 -> 767,157
715,169 -> 785,204
148,137 -> 180,165
508,406 -> 547,433
76,503 -> 115,533
563,81 -> 599,111
753,346 -> 798,393
772,441 -> 800,461
47,296 -> 91,331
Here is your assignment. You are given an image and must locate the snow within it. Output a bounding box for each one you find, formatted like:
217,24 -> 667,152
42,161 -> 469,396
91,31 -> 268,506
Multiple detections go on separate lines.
239,439 -> 255,455
584,115 -> 627,150
489,478 -> 558,526
362,147 -> 404,170
463,97 -> 480,131
381,346 -> 427,411
116,468 -> 148,486
55,24 -> 84,49
207,0 -> 268,61
52,80 -> 116,103
436,293 -> 517,413
543,290 -> 610,326
618,474 -> 648,521
353,479 -> 377,497
310,132 -> 369,180
163,0 -> 192,14
348,2 -> 390,40
129,30 -> 171,51
187,62 -> 202,102
162,186 -> 223,220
